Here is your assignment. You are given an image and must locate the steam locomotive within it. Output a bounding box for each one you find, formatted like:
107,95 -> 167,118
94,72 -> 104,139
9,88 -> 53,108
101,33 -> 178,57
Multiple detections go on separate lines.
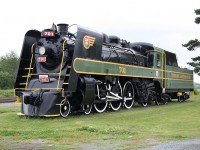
14,23 -> 193,117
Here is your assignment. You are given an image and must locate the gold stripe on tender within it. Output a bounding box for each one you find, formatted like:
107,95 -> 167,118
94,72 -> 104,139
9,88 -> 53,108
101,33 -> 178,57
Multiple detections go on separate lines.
164,78 -> 193,82
166,70 -> 193,76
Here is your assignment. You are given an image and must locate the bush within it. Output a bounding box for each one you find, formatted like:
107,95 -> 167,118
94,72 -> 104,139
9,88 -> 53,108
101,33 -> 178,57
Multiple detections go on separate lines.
194,85 -> 200,95
0,72 -> 13,89
0,89 -> 14,97
0,51 -> 19,89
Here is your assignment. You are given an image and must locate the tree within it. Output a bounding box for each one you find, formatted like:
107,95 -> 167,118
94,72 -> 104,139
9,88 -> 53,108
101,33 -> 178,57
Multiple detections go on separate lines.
182,9 -> 200,75
0,51 -> 19,89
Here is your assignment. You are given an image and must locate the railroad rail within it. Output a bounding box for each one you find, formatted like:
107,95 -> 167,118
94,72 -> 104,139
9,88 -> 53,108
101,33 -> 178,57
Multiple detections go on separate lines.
0,98 -> 16,104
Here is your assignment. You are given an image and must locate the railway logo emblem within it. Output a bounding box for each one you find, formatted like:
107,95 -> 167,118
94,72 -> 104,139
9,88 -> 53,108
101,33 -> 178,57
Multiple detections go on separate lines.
83,35 -> 96,49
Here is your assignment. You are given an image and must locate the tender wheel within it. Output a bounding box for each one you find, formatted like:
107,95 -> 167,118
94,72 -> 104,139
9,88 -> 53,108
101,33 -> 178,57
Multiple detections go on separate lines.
162,94 -> 170,104
155,98 -> 160,105
141,102 -> 148,107
178,95 -> 186,102
123,81 -> 134,109
60,99 -> 70,117
184,93 -> 190,100
94,102 -> 108,113
178,96 -> 183,102
83,104 -> 92,115
110,82 -> 122,111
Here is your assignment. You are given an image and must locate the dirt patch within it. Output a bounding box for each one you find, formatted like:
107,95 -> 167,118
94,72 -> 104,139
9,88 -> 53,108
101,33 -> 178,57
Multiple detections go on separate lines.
0,138 -> 54,150
1,136 -> 200,150
74,139 -> 132,150
0,102 -> 17,108
139,138 -> 200,150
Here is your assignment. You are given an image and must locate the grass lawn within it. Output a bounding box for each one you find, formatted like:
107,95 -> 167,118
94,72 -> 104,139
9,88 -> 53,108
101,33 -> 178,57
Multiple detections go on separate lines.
0,89 -> 14,98
0,95 -> 200,149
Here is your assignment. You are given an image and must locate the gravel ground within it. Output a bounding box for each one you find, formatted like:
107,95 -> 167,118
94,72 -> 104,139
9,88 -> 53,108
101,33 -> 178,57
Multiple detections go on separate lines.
139,138 -> 200,150
0,102 -> 18,108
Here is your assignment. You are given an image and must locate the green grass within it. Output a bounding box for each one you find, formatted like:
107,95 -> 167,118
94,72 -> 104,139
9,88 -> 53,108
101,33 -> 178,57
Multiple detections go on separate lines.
0,89 -> 14,98
0,95 -> 200,149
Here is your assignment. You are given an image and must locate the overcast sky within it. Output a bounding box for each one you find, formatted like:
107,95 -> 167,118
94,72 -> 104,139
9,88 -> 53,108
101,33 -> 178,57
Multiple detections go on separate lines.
1,0 -> 200,82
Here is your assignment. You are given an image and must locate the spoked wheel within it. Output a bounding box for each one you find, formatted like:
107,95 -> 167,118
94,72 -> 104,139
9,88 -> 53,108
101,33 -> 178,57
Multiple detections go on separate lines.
110,82 -> 122,111
94,102 -> 108,113
178,96 -> 185,102
110,101 -> 121,111
83,104 -> 92,115
162,94 -> 170,105
94,83 -> 108,113
140,102 -> 148,107
178,92 -> 185,102
60,99 -> 71,117
155,98 -> 160,105
178,96 -> 183,102
123,81 -> 134,109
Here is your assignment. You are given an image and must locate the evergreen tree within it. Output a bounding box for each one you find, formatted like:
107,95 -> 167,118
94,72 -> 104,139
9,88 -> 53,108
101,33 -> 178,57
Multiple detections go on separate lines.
183,9 -> 200,75
0,51 -> 19,89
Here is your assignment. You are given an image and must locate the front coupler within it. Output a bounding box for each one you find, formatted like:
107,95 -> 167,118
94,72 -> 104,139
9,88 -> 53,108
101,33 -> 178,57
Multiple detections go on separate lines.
20,90 -> 61,116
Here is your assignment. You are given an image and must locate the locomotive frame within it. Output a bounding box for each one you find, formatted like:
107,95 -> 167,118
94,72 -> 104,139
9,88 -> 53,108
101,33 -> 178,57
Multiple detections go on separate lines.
14,24 -> 193,117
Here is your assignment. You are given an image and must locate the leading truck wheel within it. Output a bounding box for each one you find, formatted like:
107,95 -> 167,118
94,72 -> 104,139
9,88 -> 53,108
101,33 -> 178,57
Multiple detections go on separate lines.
60,100 -> 71,117
83,104 -> 92,115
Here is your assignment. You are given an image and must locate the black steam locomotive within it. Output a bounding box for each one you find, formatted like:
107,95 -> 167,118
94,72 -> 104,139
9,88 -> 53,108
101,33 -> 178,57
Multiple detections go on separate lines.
14,23 -> 193,117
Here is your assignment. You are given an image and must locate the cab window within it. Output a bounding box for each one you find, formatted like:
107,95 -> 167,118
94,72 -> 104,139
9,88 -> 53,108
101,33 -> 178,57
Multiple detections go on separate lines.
156,54 -> 161,67
147,52 -> 154,67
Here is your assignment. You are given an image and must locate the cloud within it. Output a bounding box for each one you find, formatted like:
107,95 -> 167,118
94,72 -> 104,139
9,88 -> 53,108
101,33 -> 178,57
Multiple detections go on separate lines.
1,0 -> 200,82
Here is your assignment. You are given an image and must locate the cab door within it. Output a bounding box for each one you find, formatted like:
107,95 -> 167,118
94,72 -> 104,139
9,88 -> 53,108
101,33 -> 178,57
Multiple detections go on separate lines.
154,51 -> 165,89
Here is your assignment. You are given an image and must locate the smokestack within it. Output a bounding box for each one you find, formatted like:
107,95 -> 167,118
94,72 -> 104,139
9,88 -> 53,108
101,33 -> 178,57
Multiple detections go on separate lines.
57,23 -> 69,36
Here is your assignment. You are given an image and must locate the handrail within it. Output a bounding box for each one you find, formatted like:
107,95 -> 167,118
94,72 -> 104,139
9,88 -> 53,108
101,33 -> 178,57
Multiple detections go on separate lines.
57,40 -> 68,90
25,43 -> 35,88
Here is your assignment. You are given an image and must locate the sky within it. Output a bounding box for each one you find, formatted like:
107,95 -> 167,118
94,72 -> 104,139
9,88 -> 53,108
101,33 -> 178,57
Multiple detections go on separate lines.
0,0 -> 200,82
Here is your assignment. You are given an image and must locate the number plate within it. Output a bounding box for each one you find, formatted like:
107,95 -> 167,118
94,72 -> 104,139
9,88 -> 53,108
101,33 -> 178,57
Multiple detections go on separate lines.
37,57 -> 46,62
39,75 -> 49,82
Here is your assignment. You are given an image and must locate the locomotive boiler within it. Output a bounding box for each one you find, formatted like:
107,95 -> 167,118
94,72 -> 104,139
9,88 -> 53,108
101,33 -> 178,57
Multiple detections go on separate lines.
14,23 -> 193,117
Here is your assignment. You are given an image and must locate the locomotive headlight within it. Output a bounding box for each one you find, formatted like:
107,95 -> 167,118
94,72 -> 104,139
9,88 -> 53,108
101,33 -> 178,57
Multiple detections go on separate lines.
39,46 -> 46,55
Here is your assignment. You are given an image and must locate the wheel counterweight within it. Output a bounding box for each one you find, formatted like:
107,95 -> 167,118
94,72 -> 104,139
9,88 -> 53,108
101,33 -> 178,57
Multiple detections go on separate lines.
123,81 -> 134,109
109,82 -> 122,111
